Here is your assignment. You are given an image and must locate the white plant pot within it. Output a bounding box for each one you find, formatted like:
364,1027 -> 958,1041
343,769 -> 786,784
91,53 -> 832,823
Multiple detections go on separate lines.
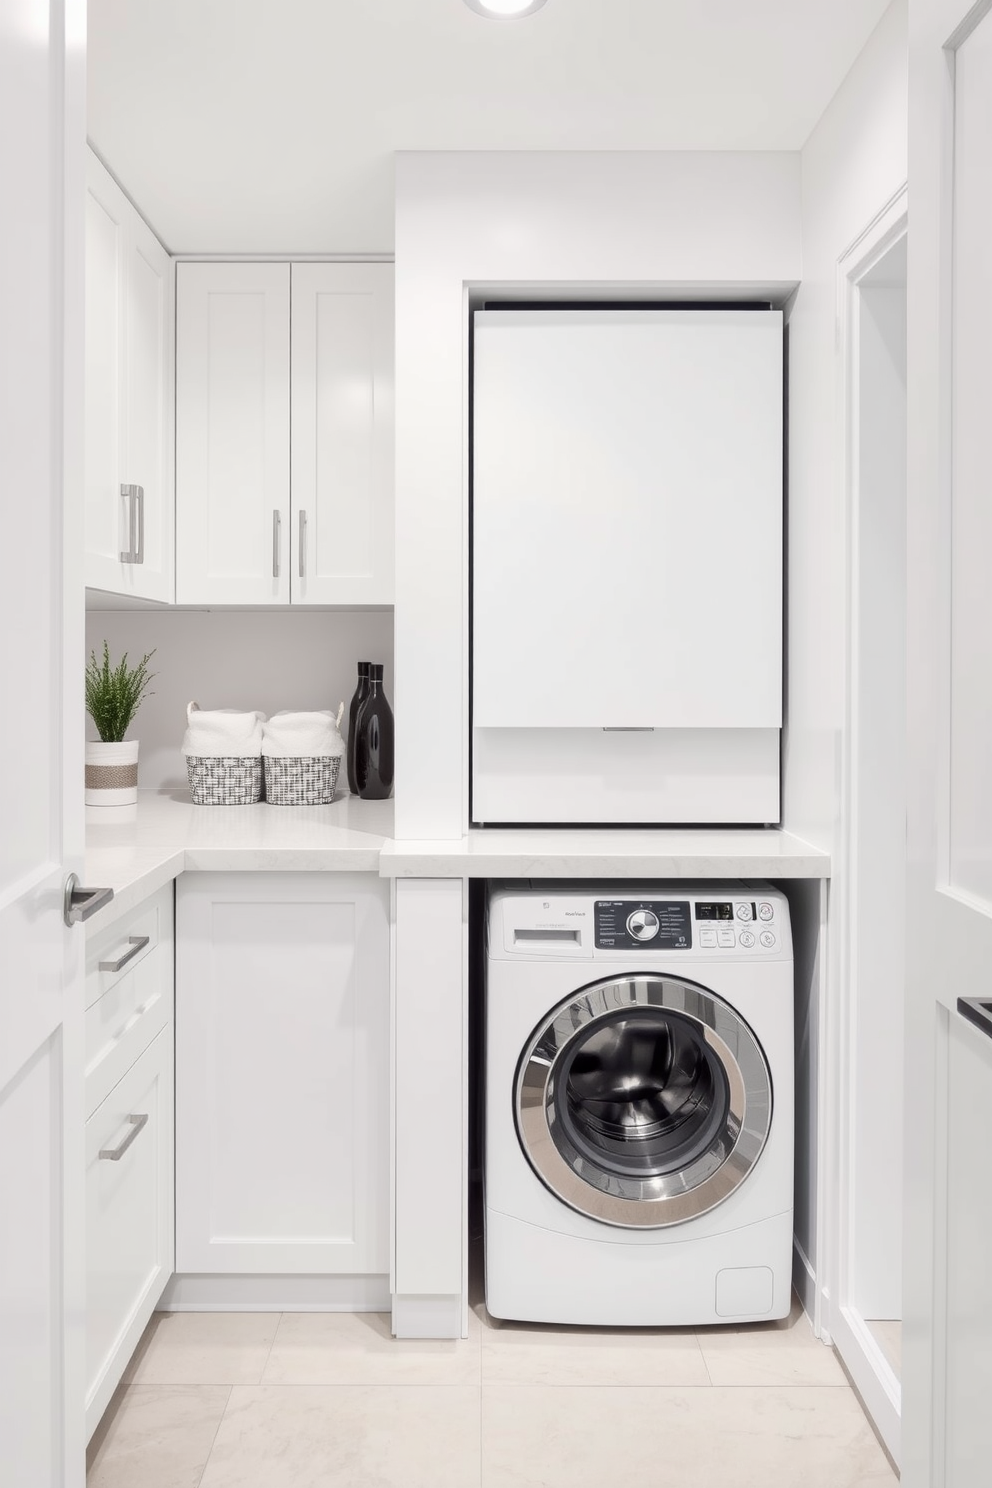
85,739 -> 139,806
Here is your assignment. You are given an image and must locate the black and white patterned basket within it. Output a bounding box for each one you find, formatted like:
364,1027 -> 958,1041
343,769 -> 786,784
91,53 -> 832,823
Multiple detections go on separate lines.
186,755 -> 263,806
263,755 -> 341,806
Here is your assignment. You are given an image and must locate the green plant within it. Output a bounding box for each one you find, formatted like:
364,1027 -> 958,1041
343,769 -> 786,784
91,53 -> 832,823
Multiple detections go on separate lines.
85,642 -> 156,742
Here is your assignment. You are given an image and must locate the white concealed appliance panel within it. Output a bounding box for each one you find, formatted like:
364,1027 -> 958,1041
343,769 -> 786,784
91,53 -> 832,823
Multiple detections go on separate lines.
175,262 -> 291,604
473,309 -> 783,729
471,308 -> 783,824
175,873 -> 389,1277
291,262 -> 395,605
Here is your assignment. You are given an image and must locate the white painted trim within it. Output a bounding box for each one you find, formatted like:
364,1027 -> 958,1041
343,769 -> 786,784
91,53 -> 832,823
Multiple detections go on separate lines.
391,1295 -> 463,1340
831,1303 -> 902,1464
828,185 -> 908,1457
159,1274 -> 391,1312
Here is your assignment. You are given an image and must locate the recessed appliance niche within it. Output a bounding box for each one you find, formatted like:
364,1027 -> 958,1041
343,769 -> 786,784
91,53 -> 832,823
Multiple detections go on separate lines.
470,304 -> 783,826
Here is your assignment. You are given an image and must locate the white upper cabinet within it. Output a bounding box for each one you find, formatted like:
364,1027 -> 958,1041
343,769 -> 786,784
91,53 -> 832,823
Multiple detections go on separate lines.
176,261 -> 394,606
175,263 -> 291,604
85,151 -> 174,602
291,263 -> 394,605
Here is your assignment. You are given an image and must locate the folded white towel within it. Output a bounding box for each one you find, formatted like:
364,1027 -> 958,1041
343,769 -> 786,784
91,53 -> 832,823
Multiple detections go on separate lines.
262,706 -> 345,759
182,701 -> 265,758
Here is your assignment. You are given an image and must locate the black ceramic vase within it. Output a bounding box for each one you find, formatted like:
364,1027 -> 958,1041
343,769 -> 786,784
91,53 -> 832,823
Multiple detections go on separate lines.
354,664 -> 394,800
346,661 -> 371,794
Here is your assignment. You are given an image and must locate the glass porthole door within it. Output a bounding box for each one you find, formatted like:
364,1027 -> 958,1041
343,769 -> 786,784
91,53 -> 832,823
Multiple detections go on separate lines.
515,975 -> 773,1228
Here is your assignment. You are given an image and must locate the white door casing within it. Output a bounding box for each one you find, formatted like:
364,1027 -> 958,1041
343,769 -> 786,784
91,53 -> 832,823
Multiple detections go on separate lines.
904,2 -> 992,1484
0,0 -> 86,1483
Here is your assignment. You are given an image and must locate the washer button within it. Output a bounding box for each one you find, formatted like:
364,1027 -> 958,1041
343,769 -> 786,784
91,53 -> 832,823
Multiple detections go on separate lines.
759,930 -> 776,948
626,909 -> 659,941
699,929 -> 718,948
758,902 -> 774,921
739,930 -> 755,948
736,903 -> 753,922
717,928 -> 736,948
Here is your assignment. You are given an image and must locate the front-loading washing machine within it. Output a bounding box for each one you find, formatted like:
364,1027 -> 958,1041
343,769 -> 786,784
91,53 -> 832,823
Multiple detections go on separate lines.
485,882 -> 794,1326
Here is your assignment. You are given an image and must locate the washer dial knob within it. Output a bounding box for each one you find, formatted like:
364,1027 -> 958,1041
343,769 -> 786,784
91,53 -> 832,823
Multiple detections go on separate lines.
626,909 -> 660,941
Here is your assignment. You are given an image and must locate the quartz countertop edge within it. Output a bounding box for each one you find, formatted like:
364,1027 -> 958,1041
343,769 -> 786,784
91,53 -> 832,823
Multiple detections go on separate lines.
84,793 -> 830,931
377,827 -> 831,879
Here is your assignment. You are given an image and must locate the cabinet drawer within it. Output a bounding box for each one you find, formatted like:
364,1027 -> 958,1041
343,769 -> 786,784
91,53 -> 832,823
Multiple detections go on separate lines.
86,1026 -> 174,1440
85,886 -> 174,1115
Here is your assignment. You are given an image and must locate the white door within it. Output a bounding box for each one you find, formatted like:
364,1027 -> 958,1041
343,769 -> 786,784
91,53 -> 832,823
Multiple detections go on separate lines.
904,3 -> 992,1484
291,262 -> 395,605
175,262 -> 290,604
84,153 -> 128,594
0,1 -> 86,1484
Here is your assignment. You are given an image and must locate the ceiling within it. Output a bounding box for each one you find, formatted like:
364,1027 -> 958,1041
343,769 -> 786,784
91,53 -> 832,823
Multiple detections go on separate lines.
88,0 -> 892,255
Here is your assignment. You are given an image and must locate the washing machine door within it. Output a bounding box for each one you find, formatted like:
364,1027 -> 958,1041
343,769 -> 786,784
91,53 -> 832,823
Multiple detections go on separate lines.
515,975 -> 772,1228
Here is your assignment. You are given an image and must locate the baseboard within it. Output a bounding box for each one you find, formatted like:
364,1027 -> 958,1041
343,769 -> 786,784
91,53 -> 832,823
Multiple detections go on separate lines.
159,1273 -> 391,1312
391,1294 -> 464,1339
829,1304 -> 901,1468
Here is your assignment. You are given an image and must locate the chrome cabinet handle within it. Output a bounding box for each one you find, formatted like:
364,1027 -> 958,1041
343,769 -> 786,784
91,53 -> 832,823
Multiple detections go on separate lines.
120,484 -> 144,563
99,1113 -> 148,1162
272,509 -> 281,578
99,935 -> 150,974
299,509 -> 307,578
120,484 -> 137,562
63,874 -> 114,927
133,485 -> 144,565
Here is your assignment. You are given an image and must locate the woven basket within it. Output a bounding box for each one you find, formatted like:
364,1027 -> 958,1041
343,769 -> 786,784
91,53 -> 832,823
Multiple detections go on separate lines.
186,755 -> 263,806
263,755 -> 341,806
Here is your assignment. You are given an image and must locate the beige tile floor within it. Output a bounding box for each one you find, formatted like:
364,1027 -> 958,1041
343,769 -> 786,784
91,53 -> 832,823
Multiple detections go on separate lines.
87,1295 -> 898,1488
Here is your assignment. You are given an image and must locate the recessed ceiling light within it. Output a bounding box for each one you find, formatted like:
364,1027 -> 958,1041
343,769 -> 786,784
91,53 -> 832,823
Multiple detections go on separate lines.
463,0 -> 549,18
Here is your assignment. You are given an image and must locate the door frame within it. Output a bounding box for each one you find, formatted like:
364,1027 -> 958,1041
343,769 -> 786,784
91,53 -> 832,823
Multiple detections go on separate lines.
827,184 -> 908,1466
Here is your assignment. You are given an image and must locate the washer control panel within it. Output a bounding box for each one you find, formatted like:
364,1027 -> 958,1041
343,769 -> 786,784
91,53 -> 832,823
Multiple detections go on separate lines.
595,900 -> 691,950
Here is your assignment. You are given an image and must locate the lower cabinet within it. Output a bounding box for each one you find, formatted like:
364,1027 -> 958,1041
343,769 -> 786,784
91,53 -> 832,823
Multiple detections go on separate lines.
175,873 -> 390,1278
85,886 -> 175,1439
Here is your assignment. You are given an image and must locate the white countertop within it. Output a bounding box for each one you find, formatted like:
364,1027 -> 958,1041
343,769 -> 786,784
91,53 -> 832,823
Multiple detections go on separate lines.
84,792 -> 394,928
85,793 -> 829,930
378,826 -> 830,879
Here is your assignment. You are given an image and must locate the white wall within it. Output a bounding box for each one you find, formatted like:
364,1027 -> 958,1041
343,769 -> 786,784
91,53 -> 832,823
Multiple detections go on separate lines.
394,150 -> 803,839
786,0 -> 907,1320
84,609 -> 393,791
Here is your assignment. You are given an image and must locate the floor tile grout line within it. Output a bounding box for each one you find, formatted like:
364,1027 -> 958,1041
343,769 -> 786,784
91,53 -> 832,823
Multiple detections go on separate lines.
191,1383 -> 234,1488
256,1310 -> 284,1386
695,1330 -> 715,1387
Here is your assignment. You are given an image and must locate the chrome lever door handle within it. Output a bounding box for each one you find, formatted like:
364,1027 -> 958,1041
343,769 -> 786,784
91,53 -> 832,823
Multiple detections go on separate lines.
299,509 -> 307,579
63,874 -> 114,927
99,1113 -> 148,1161
99,935 -> 150,973
957,998 -> 992,1042
272,509 -> 281,578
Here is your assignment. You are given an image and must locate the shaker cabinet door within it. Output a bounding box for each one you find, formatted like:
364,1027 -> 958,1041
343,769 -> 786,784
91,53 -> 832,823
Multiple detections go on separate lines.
85,150 -> 174,602
175,873 -> 390,1276
175,262 -> 291,604
291,262 -> 394,605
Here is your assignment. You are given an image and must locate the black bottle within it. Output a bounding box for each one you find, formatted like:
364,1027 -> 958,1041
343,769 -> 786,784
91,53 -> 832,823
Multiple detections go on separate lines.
346,662 -> 371,794
354,664 -> 394,800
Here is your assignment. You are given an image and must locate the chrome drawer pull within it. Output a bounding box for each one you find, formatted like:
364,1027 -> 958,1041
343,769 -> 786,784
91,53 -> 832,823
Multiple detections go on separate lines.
99,935 -> 150,974
99,1113 -> 149,1161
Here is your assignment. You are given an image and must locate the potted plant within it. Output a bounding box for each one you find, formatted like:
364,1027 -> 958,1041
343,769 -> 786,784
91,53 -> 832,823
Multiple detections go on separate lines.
84,642 -> 156,806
